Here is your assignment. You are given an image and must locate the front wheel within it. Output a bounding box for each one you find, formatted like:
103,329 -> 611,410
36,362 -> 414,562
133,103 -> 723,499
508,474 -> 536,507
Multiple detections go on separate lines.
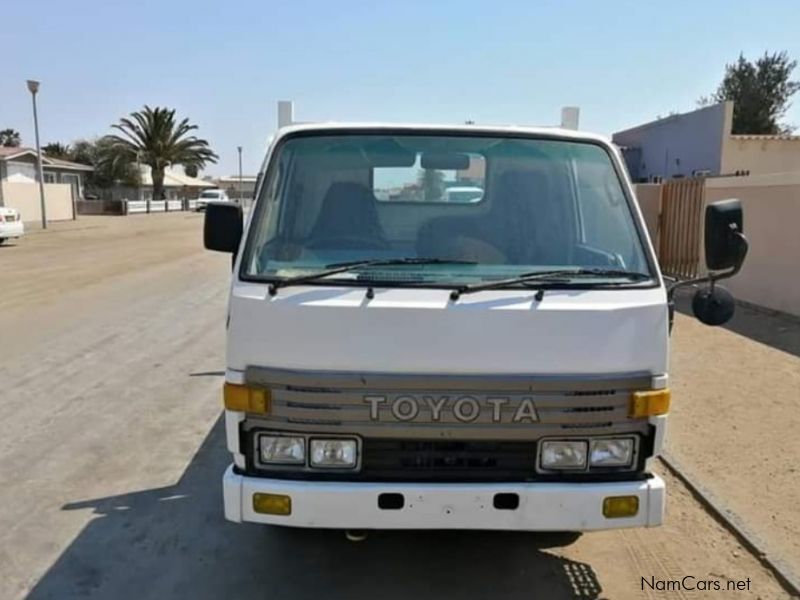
0,238 -> 6,245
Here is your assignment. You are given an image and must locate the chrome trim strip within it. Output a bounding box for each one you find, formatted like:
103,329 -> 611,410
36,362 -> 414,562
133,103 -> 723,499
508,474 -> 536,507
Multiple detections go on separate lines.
245,366 -> 652,392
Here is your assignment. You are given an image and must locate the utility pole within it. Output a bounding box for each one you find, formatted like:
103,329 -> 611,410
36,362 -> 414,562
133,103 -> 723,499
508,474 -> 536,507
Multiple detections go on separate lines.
136,151 -> 149,213
26,80 -> 47,229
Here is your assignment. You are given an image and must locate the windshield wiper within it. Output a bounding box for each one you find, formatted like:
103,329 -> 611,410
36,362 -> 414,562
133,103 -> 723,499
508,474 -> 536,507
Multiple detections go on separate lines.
449,268 -> 652,301
267,257 -> 477,295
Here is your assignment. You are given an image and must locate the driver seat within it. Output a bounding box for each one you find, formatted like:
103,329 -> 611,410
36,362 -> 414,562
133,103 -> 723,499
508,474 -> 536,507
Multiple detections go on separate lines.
307,182 -> 387,247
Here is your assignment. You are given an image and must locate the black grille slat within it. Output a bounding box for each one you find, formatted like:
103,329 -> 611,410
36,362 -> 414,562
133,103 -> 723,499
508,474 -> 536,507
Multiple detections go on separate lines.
361,439 -> 536,482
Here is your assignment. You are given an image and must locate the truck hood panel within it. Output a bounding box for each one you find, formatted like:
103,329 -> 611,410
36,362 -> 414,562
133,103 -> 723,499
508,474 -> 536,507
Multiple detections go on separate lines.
227,284 -> 668,376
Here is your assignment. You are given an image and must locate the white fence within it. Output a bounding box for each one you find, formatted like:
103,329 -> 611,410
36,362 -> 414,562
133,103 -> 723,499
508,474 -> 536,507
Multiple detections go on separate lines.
126,200 -> 186,214
123,198 -> 244,214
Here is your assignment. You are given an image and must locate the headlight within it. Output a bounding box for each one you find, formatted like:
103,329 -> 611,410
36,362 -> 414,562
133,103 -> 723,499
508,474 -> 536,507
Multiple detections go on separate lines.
310,439 -> 358,469
590,438 -> 634,467
540,440 -> 588,470
259,435 -> 305,464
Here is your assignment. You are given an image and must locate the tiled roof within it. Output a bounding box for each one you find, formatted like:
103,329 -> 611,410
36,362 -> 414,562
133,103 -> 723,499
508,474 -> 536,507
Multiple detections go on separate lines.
0,146 -> 94,170
730,134 -> 800,141
138,168 -> 215,188
44,156 -> 94,171
0,146 -> 31,158
217,175 -> 258,183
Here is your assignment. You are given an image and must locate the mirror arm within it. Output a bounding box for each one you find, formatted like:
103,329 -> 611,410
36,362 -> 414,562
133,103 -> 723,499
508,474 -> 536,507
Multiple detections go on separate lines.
666,230 -> 748,301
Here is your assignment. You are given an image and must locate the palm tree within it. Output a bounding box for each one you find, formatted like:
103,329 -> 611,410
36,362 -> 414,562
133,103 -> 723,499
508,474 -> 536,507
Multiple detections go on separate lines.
0,128 -> 22,147
108,106 -> 217,211
43,142 -> 71,159
419,168 -> 445,201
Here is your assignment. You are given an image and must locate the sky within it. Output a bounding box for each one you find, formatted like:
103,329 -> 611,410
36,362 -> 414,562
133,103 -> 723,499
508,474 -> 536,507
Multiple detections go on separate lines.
2,0 -> 799,176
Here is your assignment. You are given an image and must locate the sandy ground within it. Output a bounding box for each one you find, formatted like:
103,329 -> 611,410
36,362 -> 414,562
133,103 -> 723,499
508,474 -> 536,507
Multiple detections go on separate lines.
669,298 -> 800,581
0,214 -> 794,599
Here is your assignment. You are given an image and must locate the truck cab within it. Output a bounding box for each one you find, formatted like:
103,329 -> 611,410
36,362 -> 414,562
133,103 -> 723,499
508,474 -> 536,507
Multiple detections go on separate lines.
205,123 -> 746,532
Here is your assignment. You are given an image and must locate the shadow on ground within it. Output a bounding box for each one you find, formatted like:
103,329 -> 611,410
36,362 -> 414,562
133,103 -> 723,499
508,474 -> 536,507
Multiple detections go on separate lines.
675,290 -> 800,358
28,417 -> 601,600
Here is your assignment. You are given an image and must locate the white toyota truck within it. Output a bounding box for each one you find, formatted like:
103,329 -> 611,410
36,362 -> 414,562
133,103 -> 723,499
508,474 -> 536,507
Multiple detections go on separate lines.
204,123 -> 747,534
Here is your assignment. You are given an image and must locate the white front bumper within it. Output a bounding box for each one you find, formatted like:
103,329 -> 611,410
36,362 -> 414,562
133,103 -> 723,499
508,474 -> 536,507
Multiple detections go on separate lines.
0,221 -> 24,238
223,465 -> 665,531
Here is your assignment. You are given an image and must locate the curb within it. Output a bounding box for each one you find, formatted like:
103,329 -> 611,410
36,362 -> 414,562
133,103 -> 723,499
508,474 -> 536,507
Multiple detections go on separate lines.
659,452 -> 800,598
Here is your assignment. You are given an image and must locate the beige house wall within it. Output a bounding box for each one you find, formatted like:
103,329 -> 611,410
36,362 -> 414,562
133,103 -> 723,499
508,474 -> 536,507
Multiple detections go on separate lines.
721,136 -> 800,176
704,174 -> 800,316
635,173 -> 800,316
0,182 -> 74,222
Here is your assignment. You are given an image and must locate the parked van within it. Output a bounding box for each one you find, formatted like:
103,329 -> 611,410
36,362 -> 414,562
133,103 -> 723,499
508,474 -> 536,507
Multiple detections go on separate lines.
205,123 -> 747,532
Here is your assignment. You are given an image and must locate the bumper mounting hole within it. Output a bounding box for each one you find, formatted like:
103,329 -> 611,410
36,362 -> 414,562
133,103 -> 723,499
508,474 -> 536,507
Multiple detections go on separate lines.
493,493 -> 519,510
378,493 -> 404,510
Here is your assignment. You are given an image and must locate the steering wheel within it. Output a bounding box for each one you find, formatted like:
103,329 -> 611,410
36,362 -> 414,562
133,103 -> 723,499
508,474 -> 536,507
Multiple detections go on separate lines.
305,235 -> 390,251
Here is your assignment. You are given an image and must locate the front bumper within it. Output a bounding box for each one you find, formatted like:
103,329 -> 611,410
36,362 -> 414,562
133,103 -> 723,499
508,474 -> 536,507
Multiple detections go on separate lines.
223,465 -> 665,530
0,221 -> 24,238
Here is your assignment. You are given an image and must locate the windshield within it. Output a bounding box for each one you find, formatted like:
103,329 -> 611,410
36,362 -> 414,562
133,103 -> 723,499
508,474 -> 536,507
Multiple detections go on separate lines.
241,133 -> 653,288
201,191 -> 222,198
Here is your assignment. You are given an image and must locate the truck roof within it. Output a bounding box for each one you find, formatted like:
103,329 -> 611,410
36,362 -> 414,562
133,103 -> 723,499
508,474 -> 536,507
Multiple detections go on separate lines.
275,122 -> 611,145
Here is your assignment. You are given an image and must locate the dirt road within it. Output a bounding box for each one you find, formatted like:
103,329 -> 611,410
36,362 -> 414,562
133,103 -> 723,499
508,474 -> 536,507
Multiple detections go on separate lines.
669,303 -> 800,584
0,215 -> 792,599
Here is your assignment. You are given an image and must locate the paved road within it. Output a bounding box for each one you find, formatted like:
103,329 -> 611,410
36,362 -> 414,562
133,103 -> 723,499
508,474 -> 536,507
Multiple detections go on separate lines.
0,215 -> 790,599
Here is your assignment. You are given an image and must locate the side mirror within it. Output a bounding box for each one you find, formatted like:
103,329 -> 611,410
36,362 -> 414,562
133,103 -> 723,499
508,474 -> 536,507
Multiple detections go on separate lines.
705,199 -> 746,270
204,202 -> 243,253
667,199 -> 748,329
689,199 -> 748,326
692,285 -> 735,326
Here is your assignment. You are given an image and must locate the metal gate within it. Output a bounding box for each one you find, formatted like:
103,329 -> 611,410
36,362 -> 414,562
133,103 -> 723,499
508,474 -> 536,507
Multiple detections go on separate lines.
658,178 -> 706,279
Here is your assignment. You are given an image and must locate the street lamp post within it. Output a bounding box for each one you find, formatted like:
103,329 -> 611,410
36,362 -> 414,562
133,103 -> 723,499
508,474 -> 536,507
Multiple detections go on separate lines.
26,80 -> 47,229
136,151 -> 149,213
237,146 -> 243,205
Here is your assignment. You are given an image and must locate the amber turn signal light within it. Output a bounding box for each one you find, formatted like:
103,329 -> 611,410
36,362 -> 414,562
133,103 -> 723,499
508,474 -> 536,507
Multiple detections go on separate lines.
252,493 -> 291,516
223,383 -> 270,414
603,495 -> 639,518
629,389 -> 670,418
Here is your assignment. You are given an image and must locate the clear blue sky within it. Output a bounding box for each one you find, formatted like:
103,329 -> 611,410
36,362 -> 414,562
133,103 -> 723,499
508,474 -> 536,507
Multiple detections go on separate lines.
2,0 -> 799,176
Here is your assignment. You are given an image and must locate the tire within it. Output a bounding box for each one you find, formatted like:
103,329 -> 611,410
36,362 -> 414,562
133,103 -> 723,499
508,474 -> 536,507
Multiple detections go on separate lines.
529,531 -> 583,548
0,238 -> 6,246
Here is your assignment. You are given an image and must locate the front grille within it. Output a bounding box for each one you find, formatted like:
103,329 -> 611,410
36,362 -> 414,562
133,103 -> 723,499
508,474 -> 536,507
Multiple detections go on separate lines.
242,428 -> 653,482
361,439 -> 537,482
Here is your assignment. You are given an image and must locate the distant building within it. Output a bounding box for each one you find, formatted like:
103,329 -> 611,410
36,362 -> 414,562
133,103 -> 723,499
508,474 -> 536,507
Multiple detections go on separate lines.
216,175 -> 258,200
95,166 -> 215,202
0,147 -> 95,221
137,167 -> 216,201
613,101 -> 800,181
0,146 -> 93,200
456,156 -> 486,185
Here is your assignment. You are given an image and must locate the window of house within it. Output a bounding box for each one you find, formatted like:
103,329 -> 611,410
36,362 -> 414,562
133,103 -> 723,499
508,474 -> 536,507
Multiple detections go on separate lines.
6,161 -> 37,183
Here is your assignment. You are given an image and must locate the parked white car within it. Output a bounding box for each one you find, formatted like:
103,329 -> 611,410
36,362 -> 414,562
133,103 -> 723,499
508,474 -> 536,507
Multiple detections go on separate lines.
0,207 -> 24,244
195,189 -> 230,211
444,186 -> 484,203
